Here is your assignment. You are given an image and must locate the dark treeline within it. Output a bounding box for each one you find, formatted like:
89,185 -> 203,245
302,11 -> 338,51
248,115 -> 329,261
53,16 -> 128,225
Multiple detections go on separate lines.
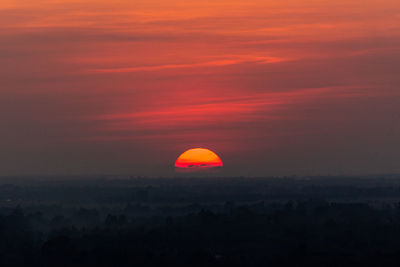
2,175 -> 400,206
1,176 -> 400,266
2,200 -> 400,266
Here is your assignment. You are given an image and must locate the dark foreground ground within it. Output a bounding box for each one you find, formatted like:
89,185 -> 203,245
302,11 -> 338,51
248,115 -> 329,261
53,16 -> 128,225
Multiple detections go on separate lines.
2,175 -> 400,266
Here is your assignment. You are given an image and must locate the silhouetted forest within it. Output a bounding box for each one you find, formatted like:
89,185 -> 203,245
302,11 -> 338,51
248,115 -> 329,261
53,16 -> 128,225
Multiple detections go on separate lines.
2,176 -> 400,266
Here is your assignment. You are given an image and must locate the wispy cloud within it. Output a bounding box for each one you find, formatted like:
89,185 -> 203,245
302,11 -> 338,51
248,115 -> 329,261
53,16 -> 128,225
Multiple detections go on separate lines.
93,86 -> 365,132
89,56 -> 287,73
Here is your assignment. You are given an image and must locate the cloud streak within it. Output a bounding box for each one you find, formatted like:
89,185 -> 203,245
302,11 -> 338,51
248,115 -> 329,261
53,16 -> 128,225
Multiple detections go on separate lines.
92,86 -> 367,133
89,56 -> 287,73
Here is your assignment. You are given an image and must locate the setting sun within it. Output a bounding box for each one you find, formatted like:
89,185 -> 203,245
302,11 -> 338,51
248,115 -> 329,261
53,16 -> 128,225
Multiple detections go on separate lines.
175,148 -> 223,169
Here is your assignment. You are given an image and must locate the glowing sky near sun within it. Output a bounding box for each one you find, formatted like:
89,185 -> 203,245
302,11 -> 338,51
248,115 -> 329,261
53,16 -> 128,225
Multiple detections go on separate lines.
0,0 -> 399,175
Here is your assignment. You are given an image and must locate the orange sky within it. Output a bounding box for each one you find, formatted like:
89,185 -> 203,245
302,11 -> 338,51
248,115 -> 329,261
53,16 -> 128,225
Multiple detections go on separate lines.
0,0 -> 399,175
